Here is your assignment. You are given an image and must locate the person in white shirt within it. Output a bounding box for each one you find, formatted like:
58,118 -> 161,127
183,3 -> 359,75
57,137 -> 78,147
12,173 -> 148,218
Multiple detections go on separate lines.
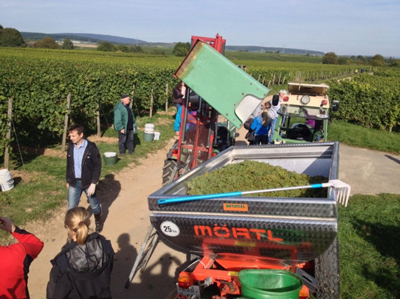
269,90 -> 287,144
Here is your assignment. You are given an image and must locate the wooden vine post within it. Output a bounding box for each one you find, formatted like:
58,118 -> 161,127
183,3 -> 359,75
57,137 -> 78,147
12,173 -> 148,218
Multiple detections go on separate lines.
61,93 -> 71,152
149,88 -> 154,117
165,83 -> 169,112
4,97 -> 13,169
130,84 -> 134,110
96,101 -> 101,137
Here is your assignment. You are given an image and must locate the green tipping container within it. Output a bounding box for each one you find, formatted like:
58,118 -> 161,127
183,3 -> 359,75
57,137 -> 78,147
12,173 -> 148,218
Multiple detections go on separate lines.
143,132 -> 154,142
174,40 -> 270,129
103,152 -> 117,166
238,270 -> 303,299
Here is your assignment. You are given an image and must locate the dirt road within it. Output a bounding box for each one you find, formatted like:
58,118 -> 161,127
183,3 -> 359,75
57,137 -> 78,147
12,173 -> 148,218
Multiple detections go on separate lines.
26,131 -> 400,298
27,137 -> 186,299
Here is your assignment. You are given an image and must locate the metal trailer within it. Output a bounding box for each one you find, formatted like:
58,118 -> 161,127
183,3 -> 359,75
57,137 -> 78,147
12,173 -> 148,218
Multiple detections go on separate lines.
128,142 -> 342,299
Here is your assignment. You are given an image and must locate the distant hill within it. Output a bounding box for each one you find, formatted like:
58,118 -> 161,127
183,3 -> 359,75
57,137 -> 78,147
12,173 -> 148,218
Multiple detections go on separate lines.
58,33 -> 147,45
21,32 -> 147,45
20,32 -> 324,55
226,45 -> 324,56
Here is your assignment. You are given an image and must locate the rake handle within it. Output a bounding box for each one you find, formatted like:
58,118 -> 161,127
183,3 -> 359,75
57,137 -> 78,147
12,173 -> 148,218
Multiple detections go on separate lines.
157,183 -> 332,205
158,191 -> 242,205
242,183 -> 331,195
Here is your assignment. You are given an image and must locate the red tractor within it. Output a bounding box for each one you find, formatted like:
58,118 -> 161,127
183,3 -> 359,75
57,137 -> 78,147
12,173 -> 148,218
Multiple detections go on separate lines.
162,34 -> 236,185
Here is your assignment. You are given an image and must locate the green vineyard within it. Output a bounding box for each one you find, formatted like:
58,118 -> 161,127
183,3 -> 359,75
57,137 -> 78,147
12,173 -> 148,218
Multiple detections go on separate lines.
0,47 -> 394,155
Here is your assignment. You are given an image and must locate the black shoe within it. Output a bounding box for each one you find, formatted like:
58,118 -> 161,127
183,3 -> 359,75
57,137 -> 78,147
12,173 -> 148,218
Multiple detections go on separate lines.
129,152 -> 135,155
120,153 -> 126,156
94,213 -> 103,233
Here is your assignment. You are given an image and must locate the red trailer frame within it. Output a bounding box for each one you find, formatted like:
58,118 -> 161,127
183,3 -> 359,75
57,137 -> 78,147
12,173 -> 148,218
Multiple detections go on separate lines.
174,238 -> 312,299
172,34 -> 227,171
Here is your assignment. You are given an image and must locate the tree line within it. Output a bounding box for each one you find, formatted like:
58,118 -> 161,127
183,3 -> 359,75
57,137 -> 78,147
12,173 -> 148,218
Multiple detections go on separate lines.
0,25 -> 189,57
323,52 -> 398,67
2,24 -> 398,65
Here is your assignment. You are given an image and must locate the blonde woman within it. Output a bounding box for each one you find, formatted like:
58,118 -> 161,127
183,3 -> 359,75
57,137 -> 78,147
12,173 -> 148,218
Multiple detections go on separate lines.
47,207 -> 114,299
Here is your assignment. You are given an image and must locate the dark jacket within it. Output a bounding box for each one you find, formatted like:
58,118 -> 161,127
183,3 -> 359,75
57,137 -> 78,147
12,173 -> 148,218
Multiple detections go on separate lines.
173,88 -> 184,104
66,140 -> 101,190
46,233 -> 114,299
113,101 -> 136,133
244,117 -> 255,144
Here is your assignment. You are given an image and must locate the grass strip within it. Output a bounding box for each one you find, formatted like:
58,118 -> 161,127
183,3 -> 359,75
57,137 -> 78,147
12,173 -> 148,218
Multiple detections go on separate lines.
0,112 -> 176,242
338,194 -> 400,298
329,119 -> 400,154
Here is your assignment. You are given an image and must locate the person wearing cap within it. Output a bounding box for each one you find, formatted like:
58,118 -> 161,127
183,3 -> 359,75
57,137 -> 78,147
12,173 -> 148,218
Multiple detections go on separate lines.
268,89 -> 287,144
114,94 -> 136,155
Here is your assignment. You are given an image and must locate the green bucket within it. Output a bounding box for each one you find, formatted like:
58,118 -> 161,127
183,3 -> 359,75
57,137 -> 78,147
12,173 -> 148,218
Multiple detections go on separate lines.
143,132 -> 154,142
103,152 -> 117,166
239,270 -> 303,299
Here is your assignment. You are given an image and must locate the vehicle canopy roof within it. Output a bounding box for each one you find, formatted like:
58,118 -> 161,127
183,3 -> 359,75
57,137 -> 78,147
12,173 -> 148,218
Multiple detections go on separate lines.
288,83 -> 329,96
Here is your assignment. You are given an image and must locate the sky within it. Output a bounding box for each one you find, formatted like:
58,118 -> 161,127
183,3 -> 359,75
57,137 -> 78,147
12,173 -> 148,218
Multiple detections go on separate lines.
1,0 -> 399,57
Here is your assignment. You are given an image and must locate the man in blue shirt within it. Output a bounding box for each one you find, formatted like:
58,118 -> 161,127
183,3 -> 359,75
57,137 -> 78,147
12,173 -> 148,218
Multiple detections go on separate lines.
66,124 -> 103,233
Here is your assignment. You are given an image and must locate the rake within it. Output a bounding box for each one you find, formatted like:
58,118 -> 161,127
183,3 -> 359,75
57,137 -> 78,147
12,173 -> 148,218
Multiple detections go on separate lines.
157,179 -> 351,207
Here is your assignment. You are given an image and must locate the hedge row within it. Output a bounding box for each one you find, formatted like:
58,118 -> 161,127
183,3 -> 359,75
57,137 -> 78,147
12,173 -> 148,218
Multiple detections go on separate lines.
328,70 -> 400,132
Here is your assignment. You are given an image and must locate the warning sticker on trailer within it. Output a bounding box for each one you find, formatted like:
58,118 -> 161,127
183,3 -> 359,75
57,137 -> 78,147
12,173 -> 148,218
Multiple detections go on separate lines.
223,203 -> 248,212
160,221 -> 180,237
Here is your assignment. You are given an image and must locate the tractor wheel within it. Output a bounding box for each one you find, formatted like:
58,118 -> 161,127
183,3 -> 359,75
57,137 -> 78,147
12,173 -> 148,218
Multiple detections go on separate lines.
315,236 -> 340,299
162,158 -> 178,186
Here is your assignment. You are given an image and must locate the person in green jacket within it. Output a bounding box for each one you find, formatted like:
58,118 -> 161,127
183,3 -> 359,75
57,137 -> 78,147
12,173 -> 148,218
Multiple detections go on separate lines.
114,94 -> 136,155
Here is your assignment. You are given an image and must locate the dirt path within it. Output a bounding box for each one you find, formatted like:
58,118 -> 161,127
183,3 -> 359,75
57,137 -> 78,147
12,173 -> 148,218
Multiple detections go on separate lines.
27,137 -> 186,299
26,128 -> 400,298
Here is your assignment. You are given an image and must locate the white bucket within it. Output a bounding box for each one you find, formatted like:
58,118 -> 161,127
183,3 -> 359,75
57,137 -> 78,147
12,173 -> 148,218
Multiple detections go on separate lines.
0,179 -> 14,192
0,169 -> 12,183
154,131 -> 160,140
104,152 -> 117,157
144,123 -> 155,134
